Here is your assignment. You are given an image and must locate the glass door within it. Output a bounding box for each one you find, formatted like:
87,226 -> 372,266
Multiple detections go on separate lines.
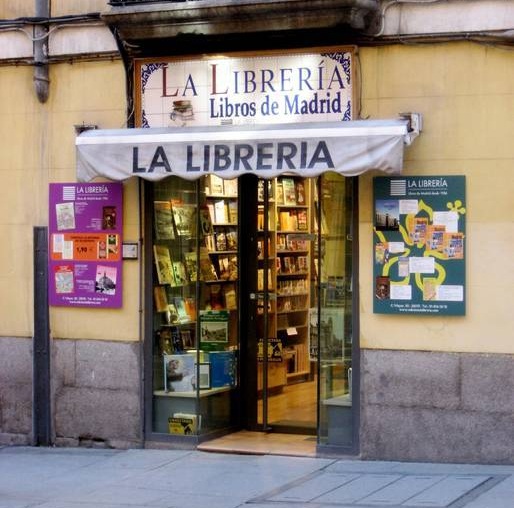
255,177 -> 317,434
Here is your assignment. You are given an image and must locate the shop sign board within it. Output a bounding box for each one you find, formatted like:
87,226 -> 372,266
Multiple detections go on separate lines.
49,182 -> 123,308
136,48 -> 354,128
373,176 -> 466,316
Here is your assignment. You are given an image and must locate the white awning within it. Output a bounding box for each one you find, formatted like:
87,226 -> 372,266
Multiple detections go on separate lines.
76,119 -> 417,182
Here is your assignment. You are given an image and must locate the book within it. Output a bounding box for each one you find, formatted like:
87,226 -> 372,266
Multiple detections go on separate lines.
226,228 -> 237,251
172,261 -> 187,286
275,180 -> 284,205
102,206 -> 117,230
443,232 -> 464,259
198,248 -> 218,281
214,199 -> 227,223
218,255 -> 238,281
296,210 -> 308,231
282,178 -> 297,205
295,180 -> 306,205
227,201 -> 238,224
183,251 -> 197,282
223,178 -> 238,197
168,413 -> 200,435
153,286 -> 168,313
55,202 -> 76,231
215,231 -> 227,251
410,217 -> 429,244
223,284 -> 237,310
153,245 -> 175,285
205,174 -> 224,195
426,224 -> 446,251
171,201 -> 196,237
200,310 -> 229,345
375,275 -> 390,300
209,350 -> 237,387
154,201 -> 175,240
209,284 -> 224,310
174,297 -> 191,322
163,354 -> 196,392
199,205 -> 214,236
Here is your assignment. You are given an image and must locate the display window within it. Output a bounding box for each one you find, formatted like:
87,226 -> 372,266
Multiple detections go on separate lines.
146,172 -> 355,449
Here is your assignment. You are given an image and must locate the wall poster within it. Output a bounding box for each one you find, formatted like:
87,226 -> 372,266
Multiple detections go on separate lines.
49,183 -> 123,308
373,176 -> 466,315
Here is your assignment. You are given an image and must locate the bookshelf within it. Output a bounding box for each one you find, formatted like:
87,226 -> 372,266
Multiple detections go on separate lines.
257,176 -> 313,390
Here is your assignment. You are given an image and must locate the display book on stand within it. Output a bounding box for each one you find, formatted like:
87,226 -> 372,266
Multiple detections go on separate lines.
152,175 -> 238,435
257,176 -> 313,390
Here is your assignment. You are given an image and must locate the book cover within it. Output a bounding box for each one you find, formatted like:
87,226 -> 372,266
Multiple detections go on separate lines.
375,276 -> 390,300
296,210 -> 308,231
95,265 -> 117,295
55,202 -> 75,231
154,201 -> 175,240
227,201 -> 238,224
183,251 -> 197,282
198,248 -> 218,281
168,413 -> 199,435
443,232 -> 464,259
172,261 -> 187,286
223,178 -> 238,197
282,178 -> 297,205
174,297 -> 191,323
205,174 -> 224,195
410,217 -> 429,244
200,310 -> 229,345
54,265 -> 74,294
223,284 -> 237,310
209,350 -> 237,388
153,245 -> 175,285
295,180 -> 306,205
226,228 -> 237,251
153,286 -> 168,313
275,180 -> 284,205
171,201 -> 196,237
209,284 -> 224,310
163,354 -> 196,392
199,205 -> 214,236
214,199 -> 227,224
218,255 -> 237,281
426,224 -> 446,251
215,231 -> 227,251
102,206 -> 117,230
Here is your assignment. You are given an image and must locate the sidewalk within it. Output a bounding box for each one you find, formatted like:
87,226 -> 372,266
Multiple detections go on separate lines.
0,446 -> 513,508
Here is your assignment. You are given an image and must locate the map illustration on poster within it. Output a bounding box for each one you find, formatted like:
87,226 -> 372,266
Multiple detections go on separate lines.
373,176 -> 466,315
49,183 -> 123,308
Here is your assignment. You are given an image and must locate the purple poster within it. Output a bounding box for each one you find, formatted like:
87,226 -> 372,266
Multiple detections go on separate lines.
49,183 -> 123,308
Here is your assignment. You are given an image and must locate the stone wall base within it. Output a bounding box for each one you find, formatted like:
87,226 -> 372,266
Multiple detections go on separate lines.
360,349 -> 514,464
0,336 -> 142,449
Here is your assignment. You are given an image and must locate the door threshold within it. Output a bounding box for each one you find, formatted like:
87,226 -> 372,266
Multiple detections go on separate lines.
198,430 -> 317,457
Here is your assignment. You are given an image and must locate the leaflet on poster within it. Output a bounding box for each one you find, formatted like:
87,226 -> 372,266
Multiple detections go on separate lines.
49,183 -> 123,308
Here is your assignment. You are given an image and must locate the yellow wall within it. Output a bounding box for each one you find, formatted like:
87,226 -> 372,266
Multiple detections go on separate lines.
0,1 -> 107,18
358,42 -> 514,354
0,59 -> 141,341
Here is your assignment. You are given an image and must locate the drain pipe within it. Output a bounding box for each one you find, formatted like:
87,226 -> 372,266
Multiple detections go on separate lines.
34,0 -> 50,103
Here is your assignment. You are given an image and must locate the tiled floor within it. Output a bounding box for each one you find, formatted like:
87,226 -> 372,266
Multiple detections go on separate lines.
198,430 -> 317,457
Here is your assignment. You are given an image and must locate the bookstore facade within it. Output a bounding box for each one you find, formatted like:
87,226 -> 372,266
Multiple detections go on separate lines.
75,48 -> 417,453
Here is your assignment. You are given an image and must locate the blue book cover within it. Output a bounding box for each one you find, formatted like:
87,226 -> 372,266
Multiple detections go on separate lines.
209,351 -> 236,388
